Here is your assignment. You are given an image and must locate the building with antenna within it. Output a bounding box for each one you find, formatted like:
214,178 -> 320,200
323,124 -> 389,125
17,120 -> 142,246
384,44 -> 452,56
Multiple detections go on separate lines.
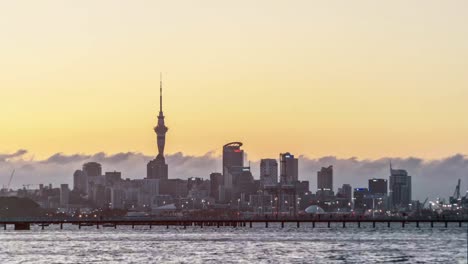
147,74 -> 169,180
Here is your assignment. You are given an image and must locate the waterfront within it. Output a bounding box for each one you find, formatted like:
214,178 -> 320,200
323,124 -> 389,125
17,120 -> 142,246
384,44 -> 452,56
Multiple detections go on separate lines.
0,224 -> 466,263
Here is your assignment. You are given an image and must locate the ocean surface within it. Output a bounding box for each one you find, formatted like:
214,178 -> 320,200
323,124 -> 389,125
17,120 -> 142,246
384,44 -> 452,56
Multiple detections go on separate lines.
0,222 -> 466,263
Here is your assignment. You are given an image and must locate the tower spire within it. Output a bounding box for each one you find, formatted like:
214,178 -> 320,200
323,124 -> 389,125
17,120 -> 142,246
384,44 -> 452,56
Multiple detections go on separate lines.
159,72 -> 163,113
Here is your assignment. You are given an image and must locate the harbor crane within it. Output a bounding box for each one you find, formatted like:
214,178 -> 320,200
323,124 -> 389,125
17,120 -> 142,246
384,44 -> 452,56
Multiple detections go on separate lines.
6,169 -> 15,190
449,179 -> 461,204
421,197 -> 428,208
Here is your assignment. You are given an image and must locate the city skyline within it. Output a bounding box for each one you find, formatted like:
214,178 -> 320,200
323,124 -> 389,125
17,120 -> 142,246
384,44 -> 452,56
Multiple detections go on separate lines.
1,2 -> 466,263
1,147 -> 467,202
1,1 -> 468,160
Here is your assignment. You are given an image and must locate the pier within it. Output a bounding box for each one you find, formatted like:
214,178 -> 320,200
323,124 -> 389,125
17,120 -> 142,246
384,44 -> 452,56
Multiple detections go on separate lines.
1,218 -> 467,231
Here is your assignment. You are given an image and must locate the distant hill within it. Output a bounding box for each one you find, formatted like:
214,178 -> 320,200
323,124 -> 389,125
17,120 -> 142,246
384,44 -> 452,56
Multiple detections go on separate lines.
0,197 -> 43,217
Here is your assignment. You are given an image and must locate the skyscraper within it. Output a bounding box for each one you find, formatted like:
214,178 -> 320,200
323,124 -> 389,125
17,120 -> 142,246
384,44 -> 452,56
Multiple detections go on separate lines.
210,172 -> 223,201
317,166 -> 333,192
389,164 -> 412,210
60,184 -> 70,207
222,142 -> 244,189
73,170 -> 86,193
82,162 -> 102,197
147,74 -> 169,180
279,153 -> 298,184
83,162 -> 102,177
260,159 -> 278,186
368,178 -> 388,196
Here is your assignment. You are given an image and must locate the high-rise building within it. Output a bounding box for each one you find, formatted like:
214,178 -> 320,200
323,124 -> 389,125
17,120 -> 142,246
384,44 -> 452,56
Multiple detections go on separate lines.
279,153 -> 298,184
337,184 -> 352,202
317,165 -> 333,192
104,171 -> 122,186
222,142 -> 244,189
110,188 -> 125,209
83,162 -> 102,177
148,74 -> 169,180
353,187 -> 371,211
60,184 -> 70,207
231,166 -> 255,202
368,178 -> 388,196
210,172 -> 223,201
73,170 -> 86,193
389,165 -> 412,210
260,159 -> 278,186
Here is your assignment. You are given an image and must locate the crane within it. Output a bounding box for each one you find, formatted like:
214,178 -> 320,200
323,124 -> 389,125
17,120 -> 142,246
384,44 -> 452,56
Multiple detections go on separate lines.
6,169 -> 15,190
449,179 -> 461,204
421,197 -> 428,208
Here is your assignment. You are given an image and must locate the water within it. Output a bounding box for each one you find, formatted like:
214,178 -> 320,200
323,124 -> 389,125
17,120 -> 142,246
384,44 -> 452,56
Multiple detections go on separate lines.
0,223 -> 466,263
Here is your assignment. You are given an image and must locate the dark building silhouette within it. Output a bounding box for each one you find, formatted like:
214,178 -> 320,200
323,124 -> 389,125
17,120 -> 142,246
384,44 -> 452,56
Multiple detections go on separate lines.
210,172 -> 223,201
60,184 -> 69,207
317,165 -> 333,191
260,159 -> 278,186
389,164 -> 412,210
337,183 -> 352,203
104,171 -> 122,185
73,170 -> 86,193
159,179 -> 188,198
222,142 -> 244,189
232,166 -> 256,201
83,162 -> 102,177
279,153 -> 298,184
353,187 -> 371,212
295,181 -> 310,195
368,178 -> 388,196
147,75 -> 169,180
316,166 -> 334,198
187,177 -> 204,192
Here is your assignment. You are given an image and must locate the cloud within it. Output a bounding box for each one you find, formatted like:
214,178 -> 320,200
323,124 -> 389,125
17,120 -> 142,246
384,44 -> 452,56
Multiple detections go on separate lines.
42,153 -> 91,164
0,149 -> 28,162
0,149 -> 467,201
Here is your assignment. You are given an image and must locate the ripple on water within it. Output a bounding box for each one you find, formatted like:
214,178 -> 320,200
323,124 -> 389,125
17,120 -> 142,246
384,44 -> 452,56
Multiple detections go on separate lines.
0,226 -> 465,263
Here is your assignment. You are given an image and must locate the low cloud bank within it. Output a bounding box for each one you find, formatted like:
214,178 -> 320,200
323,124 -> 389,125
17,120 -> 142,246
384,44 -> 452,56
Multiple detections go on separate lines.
0,150 -> 466,200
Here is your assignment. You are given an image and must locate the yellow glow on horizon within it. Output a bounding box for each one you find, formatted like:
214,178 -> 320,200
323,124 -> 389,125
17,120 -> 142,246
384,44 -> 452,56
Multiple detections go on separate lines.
1,1 -> 468,160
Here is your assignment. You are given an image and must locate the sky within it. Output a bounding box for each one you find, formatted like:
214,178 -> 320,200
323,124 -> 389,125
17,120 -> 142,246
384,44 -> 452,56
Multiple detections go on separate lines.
0,1 -> 467,198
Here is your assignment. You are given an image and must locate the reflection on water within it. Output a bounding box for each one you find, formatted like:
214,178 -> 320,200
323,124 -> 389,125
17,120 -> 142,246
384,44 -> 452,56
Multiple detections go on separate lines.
0,223 -> 466,263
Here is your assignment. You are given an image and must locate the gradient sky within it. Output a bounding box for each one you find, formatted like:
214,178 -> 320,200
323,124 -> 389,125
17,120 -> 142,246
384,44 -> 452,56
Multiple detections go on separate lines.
1,1 -> 468,161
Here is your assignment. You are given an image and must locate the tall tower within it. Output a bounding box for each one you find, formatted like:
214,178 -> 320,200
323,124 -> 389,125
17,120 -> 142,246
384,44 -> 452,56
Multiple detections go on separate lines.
147,74 -> 169,180
279,152 -> 298,184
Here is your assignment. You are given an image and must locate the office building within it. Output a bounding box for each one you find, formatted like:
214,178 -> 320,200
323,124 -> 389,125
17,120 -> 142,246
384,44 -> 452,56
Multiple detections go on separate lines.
73,170 -> 86,193
279,153 -> 298,184
389,165 -> 412,210
368,178 -> 388,196
260,159 -> 278,186
210,172 -> 223,201
337,184 -> 352,202
83,162 -> 102,177
353,188 -> 371,211
60,184 -> 69,207
316,166 -> 334,197
317,165 -> 333,191
222,142 -> 244,188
